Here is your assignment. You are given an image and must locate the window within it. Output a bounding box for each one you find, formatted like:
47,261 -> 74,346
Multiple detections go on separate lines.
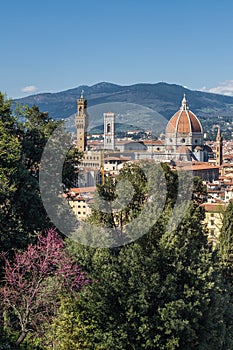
210,229 -> 215,236
210,213 -> 214,217
211,220 -> 215,225
181,138 -> 185,143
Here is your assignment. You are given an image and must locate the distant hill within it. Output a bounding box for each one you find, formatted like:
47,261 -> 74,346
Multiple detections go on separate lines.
15,82 -> 233,119
14,82 -> 233,138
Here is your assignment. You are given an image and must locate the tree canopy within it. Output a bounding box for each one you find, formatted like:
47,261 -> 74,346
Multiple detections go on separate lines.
0,92 -> 233,349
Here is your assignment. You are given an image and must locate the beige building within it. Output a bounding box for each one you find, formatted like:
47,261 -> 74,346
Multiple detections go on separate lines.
104,156 -> 131,175
80,150 -> 102,168
68,196 -> 92,220
201,203 -> 226,244
65,186 -> 95,221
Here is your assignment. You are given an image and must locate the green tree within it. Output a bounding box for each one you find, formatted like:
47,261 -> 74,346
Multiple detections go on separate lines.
0,97 -> 82,253
0,93 -> 26,252
46,296 -> 96,350
20,105 -> 59,177
12,105 -> 61,236
64,204 -> 224,349
218,201 -> 233,269
217,201 -> 233,349
59,163 -> 225,349
62,146 -> 83,188
88,162 -> 149,244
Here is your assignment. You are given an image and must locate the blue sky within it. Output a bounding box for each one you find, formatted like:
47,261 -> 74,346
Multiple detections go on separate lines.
2,0 -> 233,98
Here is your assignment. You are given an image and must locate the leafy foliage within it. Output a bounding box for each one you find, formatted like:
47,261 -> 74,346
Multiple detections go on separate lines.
0,229 -> 89,347
1,91 -> 233,349
218,201 -> 233,269
217,202 -> 233,349
0,96 -> 82,254
61,165 -> 225,350
46,296 -> 96,350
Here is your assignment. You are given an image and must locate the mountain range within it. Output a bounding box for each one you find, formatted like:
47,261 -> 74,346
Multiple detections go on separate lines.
15,82 -> 233,136
15,82 -> 233,118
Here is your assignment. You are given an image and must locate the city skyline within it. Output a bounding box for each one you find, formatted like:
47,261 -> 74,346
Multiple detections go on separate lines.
2,0 -> 233,98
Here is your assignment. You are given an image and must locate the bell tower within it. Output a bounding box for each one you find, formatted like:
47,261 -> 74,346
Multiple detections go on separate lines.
216,126 -> 223,166
104,112 -> 115,150
75,90 -> 88,152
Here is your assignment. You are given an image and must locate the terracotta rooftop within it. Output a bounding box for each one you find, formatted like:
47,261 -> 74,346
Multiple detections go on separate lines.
143,139 -> 164,145
201,203 -> 227,212
69,186 -> 96,194
176,162 -> 219,171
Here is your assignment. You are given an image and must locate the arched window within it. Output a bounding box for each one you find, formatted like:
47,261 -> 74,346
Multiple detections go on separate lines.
107,123 -> 111,133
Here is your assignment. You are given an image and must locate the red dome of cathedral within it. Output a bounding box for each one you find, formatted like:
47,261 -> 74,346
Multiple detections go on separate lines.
166,94 -> 202,134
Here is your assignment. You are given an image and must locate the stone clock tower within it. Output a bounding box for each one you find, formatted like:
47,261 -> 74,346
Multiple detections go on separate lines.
75,90 -> 88,152
216,126 -> 223,166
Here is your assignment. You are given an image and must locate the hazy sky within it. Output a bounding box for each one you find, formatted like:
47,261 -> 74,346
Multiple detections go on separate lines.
2,0 -> 233,98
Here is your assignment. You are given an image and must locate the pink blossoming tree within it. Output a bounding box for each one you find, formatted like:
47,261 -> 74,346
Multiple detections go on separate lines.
0,229 -> 89,347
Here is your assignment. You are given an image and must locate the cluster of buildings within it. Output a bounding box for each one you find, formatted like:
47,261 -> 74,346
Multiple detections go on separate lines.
64,90 -> 233,243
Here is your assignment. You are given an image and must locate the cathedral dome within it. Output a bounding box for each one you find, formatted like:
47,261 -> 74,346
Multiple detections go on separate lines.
166,94 -> 202,134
